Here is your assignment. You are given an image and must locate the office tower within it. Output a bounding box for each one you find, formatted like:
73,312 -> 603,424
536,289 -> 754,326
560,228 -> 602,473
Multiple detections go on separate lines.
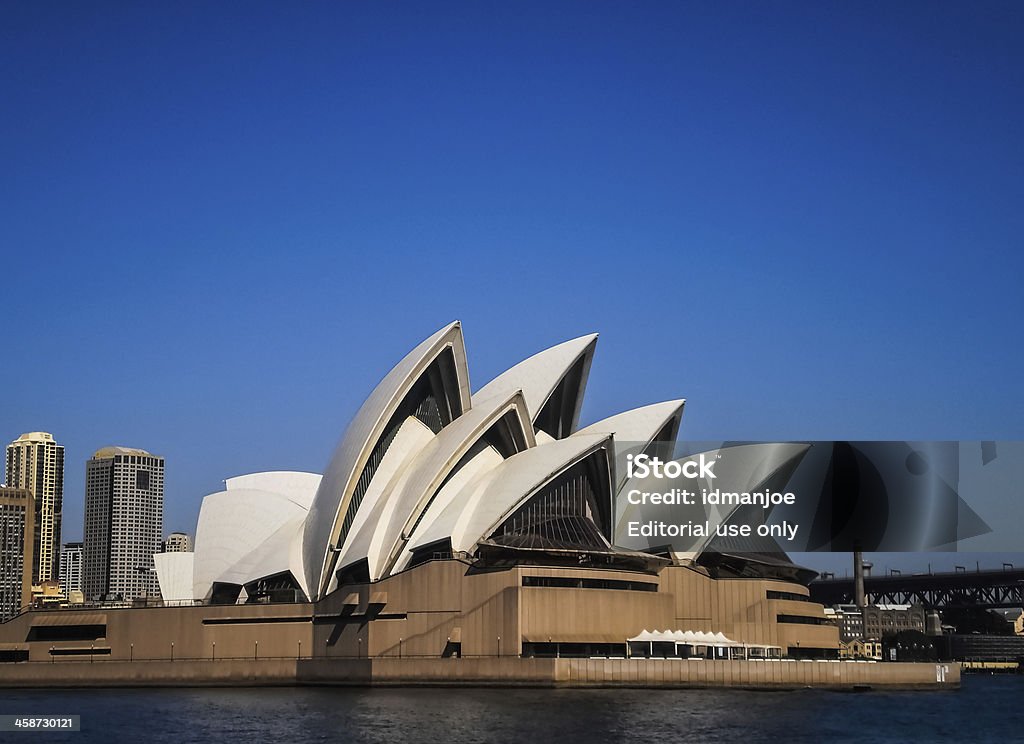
0,486 -> 34,621
60,541 -> 83,594
161,532 -> 192,553
83,447 -> 164,602
5,432 -> 64,584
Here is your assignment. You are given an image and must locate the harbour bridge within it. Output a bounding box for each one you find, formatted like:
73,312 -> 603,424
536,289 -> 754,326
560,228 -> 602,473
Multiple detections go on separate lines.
809,567 -> 1024,609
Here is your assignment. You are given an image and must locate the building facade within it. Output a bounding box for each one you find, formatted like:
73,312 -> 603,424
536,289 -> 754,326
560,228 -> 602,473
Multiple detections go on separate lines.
826,603 -> 926,642
824,604 -> 866,642
83,447 -> 164,602
839,638 -> 882,660
5,432 -> 64,584
161,532 -> 192,553
0,486 -> 34,621
59,542 -> 83,595
863,604 -> 926,640
989,608 -> 1024,635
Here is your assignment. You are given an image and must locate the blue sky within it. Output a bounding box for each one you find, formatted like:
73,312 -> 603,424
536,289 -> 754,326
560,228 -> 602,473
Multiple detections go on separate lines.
2,3 -> 1022,572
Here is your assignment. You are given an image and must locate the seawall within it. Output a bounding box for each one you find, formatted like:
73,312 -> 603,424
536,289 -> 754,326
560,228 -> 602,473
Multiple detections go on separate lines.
0,657 -> 959,690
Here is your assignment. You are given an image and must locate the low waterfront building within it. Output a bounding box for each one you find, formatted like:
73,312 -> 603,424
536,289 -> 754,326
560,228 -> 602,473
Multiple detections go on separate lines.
943,633 -> 1024,662
30,579 -> 65,609
839,639 -> 882,660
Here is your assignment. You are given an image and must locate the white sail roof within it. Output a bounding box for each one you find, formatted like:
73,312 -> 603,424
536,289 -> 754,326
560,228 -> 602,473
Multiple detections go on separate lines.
183,323 -> 821,602
473,334 -> 597,431
225,471 -> 321,505
331,417 -> 437,587
374,390 -> 535,579
411,433 -> 613,556
154,552 -> 195,605
575,400 -> 685,491
214,517 -> 308,598
192,487 -> 310,600
303,321 -> 471,599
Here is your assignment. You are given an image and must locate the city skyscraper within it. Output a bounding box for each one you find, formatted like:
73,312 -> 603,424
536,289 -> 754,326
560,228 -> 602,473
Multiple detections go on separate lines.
161,532 -> 192,553
59,541 -> 83,595
5,431 -> 64,584
83,447 -> 164,602
0,485 -> 35,621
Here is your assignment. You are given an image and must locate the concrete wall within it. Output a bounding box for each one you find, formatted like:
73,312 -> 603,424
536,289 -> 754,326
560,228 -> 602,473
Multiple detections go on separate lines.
552,658 -> 958,689
1,558 -> 838,667
0,659 -> 298,688
311,561 -> 673,659
3,602 -> 313,662
0,657 -> 959,690
659,564 -> 839,651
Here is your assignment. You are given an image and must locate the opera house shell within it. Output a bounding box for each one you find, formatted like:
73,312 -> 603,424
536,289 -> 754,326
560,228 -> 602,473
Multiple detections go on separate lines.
153,321 -> 838,659
1,322 -> 840,667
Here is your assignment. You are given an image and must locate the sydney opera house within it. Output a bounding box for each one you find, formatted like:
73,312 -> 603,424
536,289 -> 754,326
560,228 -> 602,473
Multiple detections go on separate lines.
0,322 -> 842,669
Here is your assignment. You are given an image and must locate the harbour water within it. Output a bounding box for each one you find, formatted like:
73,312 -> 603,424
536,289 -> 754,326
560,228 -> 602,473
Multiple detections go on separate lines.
0,675 -> 1019,743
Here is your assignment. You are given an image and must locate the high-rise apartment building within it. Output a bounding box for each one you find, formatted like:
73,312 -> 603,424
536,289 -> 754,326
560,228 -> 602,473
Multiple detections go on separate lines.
5,432 -> 64,584
0,486 -> 35,621
60,541 -> 83,594
161,532 -> 192,553
83,447 -> 164,602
